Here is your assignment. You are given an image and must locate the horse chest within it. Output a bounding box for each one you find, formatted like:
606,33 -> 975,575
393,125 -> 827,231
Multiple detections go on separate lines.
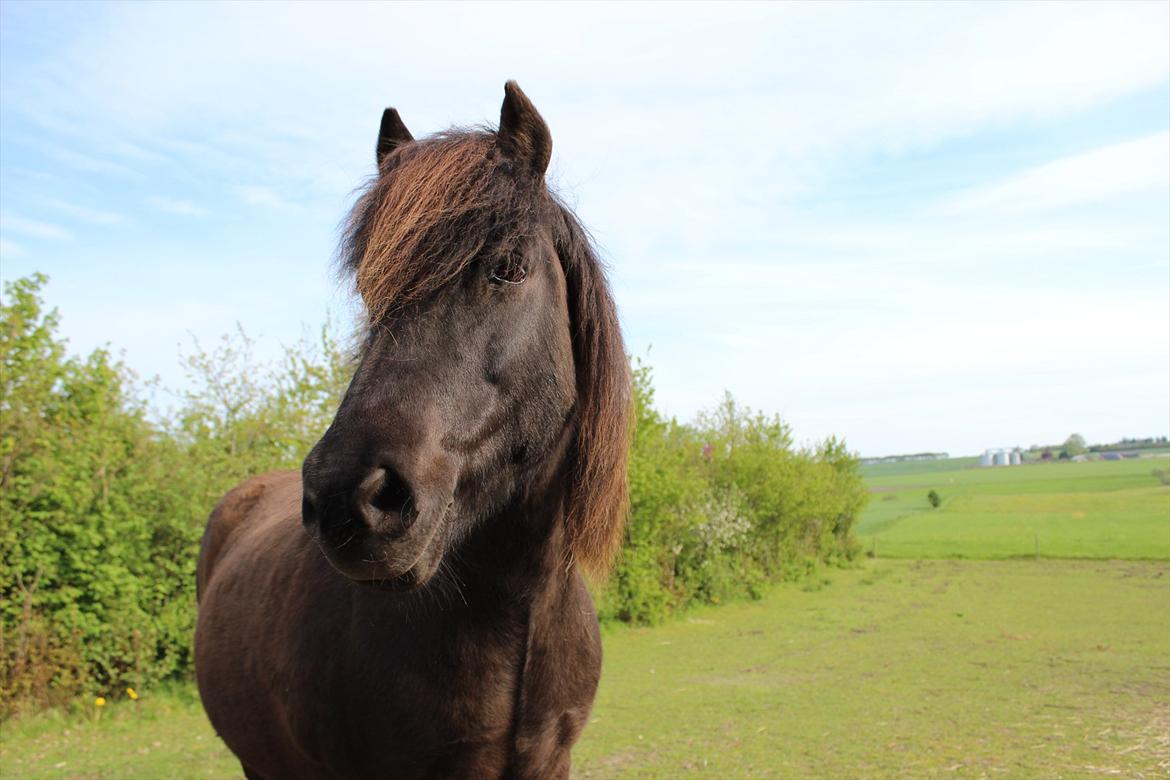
284,594 -> 599,779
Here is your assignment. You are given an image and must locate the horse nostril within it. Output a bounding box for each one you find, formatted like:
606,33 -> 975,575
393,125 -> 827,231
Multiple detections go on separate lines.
370,466 -> 413,518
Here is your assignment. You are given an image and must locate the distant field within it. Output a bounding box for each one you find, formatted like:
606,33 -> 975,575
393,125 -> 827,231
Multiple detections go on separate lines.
4,559 -> 1168,779
860,456 -> 981,479
857,456 -> 1170,560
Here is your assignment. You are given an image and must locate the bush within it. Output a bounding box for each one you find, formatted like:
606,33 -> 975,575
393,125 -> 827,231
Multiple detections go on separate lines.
598,376 -> 868,624
0,276 -> 352,715
927,490 -> 941,508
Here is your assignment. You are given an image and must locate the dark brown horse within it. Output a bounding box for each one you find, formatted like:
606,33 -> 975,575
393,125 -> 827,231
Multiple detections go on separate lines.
195,82 -> 631,780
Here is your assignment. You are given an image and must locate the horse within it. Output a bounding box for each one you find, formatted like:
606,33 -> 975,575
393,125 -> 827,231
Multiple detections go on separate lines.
194,81 -> 631,780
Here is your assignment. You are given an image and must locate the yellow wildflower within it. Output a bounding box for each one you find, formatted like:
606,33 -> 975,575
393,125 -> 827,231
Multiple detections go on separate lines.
126,687 -> 138,701
94,697 -> 106,707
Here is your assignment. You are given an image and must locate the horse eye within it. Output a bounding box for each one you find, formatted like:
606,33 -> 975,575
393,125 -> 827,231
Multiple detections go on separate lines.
488,257 -> 527,286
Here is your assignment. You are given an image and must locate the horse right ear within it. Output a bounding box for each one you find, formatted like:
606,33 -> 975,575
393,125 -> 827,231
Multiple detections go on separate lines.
376,108 -> 414,165
497,81 -> 552,176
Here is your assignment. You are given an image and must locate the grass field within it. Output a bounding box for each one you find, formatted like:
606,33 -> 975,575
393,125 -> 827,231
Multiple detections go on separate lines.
3,457 -> 1168,779
3,559 -> 1167,779
859,456 -> 981,479
857,456 -> 1170,560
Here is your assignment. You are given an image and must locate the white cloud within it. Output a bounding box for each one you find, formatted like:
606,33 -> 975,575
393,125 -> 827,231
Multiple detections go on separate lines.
105,140 -> 169,165
0,238 -> 26,257
941,132 -> 1170,214
146,196 -> 207,217
5,4 -> 1167,176
40,144 -> 141,179
645,282 -> 1170,455
235,185 -> 291,210
39,197 -> 128,225
0,213 -> 71,240
3,3 -> 1166,258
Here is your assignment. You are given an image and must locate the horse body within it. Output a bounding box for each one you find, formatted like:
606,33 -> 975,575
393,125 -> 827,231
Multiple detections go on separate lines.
195,83 -> 629,779
196,471 -> 600,779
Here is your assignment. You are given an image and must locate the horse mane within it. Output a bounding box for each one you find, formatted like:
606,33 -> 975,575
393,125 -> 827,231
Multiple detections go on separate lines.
338,131 -> 631,578
552,204 -> 631,577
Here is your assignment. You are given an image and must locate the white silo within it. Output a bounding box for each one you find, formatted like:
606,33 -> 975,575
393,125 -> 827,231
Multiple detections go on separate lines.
993,450 -> 1009,466
981,450 -> 993,467
1009,450 -> 1022,466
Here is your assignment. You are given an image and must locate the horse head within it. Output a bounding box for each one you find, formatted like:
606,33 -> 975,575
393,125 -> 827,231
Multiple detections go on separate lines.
300,82 -> 631,590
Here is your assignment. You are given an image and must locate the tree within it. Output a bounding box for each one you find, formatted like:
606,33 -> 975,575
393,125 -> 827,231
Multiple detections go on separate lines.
927,489 -> 941,508
1062,433 -> 1087,458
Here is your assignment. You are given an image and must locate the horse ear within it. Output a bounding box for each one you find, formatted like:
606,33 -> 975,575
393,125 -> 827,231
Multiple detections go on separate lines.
377,108 -> 414,165
497,81 -> 552,176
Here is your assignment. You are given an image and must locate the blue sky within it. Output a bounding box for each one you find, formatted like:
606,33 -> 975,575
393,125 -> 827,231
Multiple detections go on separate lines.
1,1 -> 1167,457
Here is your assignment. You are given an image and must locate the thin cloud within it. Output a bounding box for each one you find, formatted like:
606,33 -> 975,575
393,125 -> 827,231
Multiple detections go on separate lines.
41,144 -> 141,179
106,140 -> 169,164
940,132 -> 1170,214
4,4 -> 1167,190
0,212 -> 72,240
40,197 -> 129,226
235,185 -> 291,210
0,238 -> 27,257
146,196 -> 207,217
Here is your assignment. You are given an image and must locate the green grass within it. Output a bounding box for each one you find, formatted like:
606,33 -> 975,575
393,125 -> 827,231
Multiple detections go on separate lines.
857,456 -> 1170,560
577,559 -> 1170,778
3,559 -> 1168,779
0,686 -> 232,780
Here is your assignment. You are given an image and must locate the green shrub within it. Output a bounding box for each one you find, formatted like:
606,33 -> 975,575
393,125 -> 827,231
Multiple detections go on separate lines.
0,276 -> 351,715
598,378 -> 868,625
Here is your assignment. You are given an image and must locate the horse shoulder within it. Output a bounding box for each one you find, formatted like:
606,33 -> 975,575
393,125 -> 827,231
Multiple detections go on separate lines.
196,470 -> 301,599
510,570 -> 602,779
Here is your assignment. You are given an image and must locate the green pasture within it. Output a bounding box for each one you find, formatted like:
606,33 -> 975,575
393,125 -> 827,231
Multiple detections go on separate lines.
857,456 -> 1170,560
3,559 -> 1167,779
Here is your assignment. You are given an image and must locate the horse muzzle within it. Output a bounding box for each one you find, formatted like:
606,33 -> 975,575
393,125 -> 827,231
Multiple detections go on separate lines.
301,459 -> 456,588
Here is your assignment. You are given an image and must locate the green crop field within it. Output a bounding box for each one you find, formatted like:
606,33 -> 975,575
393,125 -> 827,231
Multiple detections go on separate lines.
3,559 -> 1167,779
3,456 -> 1168,779
857,456 -> 1170,560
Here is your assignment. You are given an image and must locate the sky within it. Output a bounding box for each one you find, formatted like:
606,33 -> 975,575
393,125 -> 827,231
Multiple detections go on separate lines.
1,1 -> 1167,457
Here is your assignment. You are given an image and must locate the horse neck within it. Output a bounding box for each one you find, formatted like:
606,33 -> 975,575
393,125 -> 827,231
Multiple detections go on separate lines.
456,426 -> 578,601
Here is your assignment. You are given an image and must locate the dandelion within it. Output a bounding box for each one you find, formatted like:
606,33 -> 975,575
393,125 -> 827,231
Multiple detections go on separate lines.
94,697 -> 106,707
126,687 -> 138,701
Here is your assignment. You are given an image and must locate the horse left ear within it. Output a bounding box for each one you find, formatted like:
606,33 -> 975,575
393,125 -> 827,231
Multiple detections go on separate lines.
497,81 -> 552,176
377,108 -> 414,165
